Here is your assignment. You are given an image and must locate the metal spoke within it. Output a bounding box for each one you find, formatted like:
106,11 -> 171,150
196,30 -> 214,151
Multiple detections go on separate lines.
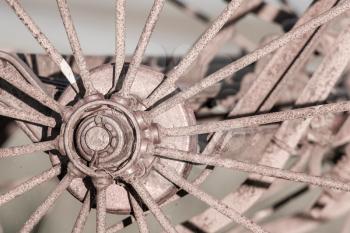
56,0 -> 96,96
130,194 -> 149,233
148,1 -> 350,116
182,0 -> 343,198
4,0 -> 77,86
4,0 -> 350,232
0,166 -> 61,207
19,173 -> 74,233
96,187 -> 108,233
131,179 -> 178,233
0,140 -> 57,159
153,147 -> 350,192
0,105 -> 56,127
159,101 -> 350,136
154,163 -> 268,233
112,0 -> 126,92
120,0 -> 165,96
72,192 -> 91,233
144,0 -> 244,107
0,65 -> 63,113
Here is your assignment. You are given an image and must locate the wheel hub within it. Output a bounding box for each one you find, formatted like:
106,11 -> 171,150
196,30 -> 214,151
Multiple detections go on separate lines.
84,126 -> 110,151
49,64 -> 196,213
60,97 -> 152,179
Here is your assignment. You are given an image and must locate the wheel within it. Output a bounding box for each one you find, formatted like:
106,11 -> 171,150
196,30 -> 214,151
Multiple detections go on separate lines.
1,0 -> 350,233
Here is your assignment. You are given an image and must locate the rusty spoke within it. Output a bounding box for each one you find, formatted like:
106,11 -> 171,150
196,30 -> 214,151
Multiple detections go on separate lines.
131,180 -> 178,233
120,0 -> 165,97
0,166 -> 61,207
159,101 -> 350,136
181,0 -> 344,198
0,105 -> 56,127
112,0 -> 126,92
0,140 -> 57,159
4,0 -> 77,86
56,0 -> 96,96
19,173 -> 74,233
153,147 -> 350,192
72,192 -> 91,233
130,193 -> 149,233
0,65 -> 63,113
96,187 -> 108,233
154,163 -> 268,233
148,1 -> 350,116
144,0 -> 244,107
4,0 -> 350,232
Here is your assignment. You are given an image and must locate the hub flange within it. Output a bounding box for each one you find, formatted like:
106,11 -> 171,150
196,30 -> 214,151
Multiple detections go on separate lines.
50,64 -> 196,213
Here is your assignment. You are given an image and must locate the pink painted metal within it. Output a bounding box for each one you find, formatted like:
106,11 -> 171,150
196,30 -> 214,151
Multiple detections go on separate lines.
1,0 -> 350,232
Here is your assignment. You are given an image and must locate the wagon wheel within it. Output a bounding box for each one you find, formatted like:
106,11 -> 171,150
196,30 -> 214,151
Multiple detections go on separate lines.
1,0 -> 350,233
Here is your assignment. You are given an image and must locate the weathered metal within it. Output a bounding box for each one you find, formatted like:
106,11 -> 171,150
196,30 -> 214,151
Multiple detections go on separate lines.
19,173 -> 74,233
155,163 -> 267,233
130,194 -> 150,233
0,64 -> 63,113
46,63 -> 196,215
177,2 -> 349,231
56,0 -> 96,95
1,0 -> 350,233
4,0 -> 76,85
160,101 -> 350,136
72,192 -> 91,233
0,166 -> 61,207
113,0 -> 126,92
148,1 -> 350,118
144,0 -> 244,106
153,147 -> 350,192
0,105 -> 56,127
131,179 -> 178,233
120,0 -> 166,96
0,140 -> 56,159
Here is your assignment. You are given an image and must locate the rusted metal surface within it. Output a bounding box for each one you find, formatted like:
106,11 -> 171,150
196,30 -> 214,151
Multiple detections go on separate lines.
153,147 -> 350,192
19,173 -> 74,233
120,0 -> 165,97
175,2 -> 347,232
131,179 -> 178,233
0,140 -> 56,159
148,1 -> 350,118
4,0 -> 76,85
72,192 -> 90,233
0,105 -> 56,127
96,187 -> 108,233
130,194 -> 149,233
160,101 -> 350,136
50,63 -> 196,214
155,163 -> 267,233
113,0 -> 126,92
0,52 -> 54,141
2,1 -> 350,233
144,0 -> 244,106
0,64 -> 63,113
184,12 -> 350,232
0,166 -> 61,207
56,0 -> 95,95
